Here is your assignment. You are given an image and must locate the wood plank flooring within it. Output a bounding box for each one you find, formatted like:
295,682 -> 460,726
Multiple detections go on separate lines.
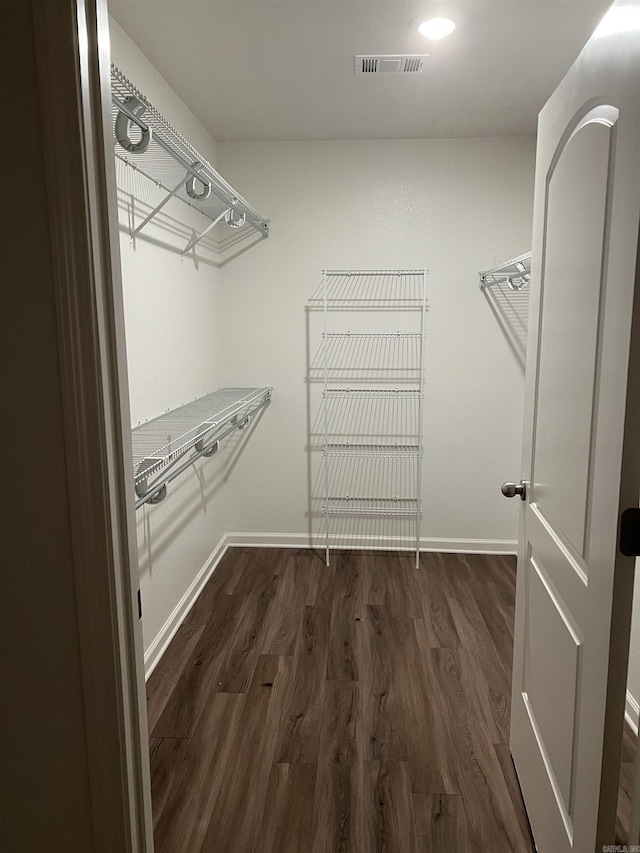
146,548 -> 554,850
616,718 -> 638,845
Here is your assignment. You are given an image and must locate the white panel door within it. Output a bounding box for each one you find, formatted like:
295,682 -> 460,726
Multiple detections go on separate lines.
510,4 -> 640,851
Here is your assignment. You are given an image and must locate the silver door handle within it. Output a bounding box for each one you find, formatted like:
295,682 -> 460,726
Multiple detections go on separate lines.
501,480 -> 526,500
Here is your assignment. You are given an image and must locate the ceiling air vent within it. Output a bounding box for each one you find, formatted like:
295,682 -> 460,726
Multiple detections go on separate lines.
355,55 -> 428,75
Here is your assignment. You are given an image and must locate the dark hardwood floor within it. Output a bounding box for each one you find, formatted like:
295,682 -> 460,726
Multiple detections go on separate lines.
617,717 -> 638,845
145,547 -> 633,852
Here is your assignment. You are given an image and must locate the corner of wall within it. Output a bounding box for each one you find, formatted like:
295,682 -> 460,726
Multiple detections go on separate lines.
109,17 -> 227,660
108,15 -> 218,167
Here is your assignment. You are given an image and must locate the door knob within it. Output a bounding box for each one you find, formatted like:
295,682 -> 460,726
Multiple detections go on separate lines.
501,480 -> 526,500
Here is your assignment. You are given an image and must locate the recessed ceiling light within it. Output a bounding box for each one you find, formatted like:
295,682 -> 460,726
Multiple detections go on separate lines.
418,17 -> 456,40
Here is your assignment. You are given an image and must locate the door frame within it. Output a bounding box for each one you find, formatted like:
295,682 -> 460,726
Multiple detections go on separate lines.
31,0 -> 153,849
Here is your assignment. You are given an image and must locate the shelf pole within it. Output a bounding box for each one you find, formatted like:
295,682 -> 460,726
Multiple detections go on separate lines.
323,269 -> 330,566
416,268 -> 428,569
181,208 -> 230,257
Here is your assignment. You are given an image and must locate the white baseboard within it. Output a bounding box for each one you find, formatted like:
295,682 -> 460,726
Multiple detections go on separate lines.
421,537 -> 517,555
143,533 -> 229,680
626,689 -> 639,736
225,531 -> 517,556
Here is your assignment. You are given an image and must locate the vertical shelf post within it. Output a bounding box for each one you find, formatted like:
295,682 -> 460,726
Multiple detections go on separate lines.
416,268 -> 428,568
322,269 -> 330,566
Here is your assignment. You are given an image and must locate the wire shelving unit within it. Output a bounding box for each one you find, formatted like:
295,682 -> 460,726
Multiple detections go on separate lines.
111,64 -> 269,262
480,252 -> 531,366
315,269 -> 428,568
479,252 -> 532,291
131,387 -> 272,510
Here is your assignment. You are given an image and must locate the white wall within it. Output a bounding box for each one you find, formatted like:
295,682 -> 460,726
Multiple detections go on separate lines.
217,137 -> 536,550
110,20 -> 228,663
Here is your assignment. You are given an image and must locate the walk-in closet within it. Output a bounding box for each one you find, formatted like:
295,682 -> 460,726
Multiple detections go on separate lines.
8,2 -> 640,852
106,1 -> 640,849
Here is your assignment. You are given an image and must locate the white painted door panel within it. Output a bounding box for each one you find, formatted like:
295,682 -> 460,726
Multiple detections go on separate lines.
510,5 -> 640,851
532,113 -> 613,557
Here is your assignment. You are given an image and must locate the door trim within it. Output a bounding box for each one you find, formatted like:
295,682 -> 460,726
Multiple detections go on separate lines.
32,1 -> 153,849
613,205 -> 640,846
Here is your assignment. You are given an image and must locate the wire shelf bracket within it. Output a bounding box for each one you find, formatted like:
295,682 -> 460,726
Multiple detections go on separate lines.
131,386 -> 272,510
479,251 -> 532,290
111,65 -> 269,260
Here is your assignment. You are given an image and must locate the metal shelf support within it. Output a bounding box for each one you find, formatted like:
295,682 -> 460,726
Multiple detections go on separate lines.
130,176 -> 186,242
181,207 -> 231,257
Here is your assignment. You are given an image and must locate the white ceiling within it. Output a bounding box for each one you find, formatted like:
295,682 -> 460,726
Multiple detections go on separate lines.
109,1 -> 611,141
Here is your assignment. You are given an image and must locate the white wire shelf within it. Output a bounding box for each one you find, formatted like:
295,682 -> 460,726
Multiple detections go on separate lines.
312,392 -> 420,445
479,252 -> 531,290
324,388 -> 421,398
323,497 -> 421,517
325,269 -> 426,275
323,333 -> 421,338
309,269 -> 428,309
111,64 -> 269,259
322,453 -> 419,492
310,335 -> 423,382
324,443 -> 420,458
131,386 -> 272,509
